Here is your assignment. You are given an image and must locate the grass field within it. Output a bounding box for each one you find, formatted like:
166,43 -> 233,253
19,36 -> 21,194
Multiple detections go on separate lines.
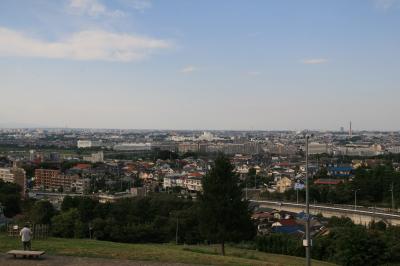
0,234 -> 334,266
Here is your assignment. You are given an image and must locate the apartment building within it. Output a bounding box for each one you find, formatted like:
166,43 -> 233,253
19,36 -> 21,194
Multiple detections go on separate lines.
34,169 -> 78,191
0,165 -> 26,197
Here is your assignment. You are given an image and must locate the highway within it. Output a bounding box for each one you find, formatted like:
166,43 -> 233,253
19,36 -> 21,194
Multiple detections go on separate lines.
250,199 -> 400,225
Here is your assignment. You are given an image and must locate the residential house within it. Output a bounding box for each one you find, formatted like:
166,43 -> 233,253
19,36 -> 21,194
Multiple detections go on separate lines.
276,176 -> 293,193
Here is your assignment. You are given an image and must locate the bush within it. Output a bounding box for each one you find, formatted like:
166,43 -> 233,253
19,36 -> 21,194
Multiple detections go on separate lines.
256,234 -> 304,257
51,209 -> 80,238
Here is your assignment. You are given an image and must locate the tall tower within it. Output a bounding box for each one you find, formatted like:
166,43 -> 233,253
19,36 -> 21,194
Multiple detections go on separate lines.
349,121 -> 352,137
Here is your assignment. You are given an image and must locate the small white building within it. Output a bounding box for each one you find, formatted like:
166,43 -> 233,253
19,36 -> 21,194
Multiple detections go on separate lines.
77,140 -> 102,148
83,151 -> 104,163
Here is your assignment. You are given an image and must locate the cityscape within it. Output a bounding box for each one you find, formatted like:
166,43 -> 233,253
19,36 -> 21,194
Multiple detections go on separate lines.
1,126 -> 400,265
1,1 -> 400,266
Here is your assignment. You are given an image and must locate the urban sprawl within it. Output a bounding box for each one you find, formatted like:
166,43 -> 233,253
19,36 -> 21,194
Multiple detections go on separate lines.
1,126 -> 400,237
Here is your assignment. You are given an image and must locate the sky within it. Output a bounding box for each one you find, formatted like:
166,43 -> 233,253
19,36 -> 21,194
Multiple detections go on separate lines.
0,0 -> 399,131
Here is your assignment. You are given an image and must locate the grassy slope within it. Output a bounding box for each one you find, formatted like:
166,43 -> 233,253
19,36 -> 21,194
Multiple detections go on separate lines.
0,234 -> 334,266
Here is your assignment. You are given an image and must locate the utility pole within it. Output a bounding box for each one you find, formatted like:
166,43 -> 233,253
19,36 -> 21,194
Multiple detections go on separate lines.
391,182 -> 395,212
305,135 -> 311,266
354,189 -> 360,210
175,215 -> 179,245
245,180 -> 248,200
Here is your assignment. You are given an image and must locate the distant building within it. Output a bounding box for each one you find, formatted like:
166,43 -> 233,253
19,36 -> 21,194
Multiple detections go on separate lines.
163,174 -> 182,190
83,151 -> 104,163
29,150 -> 36,161
271,219 -> 302,234
34,169 -> 78,191
328,166 -> 353,178
178,143 -> 199,153
48,152 -> 61,162
207,142 -> 262,155
163,172 -> 203,192
185,173 -> 203,192
198,132 -> 214,141
71,178 -> 90,193
388,146 -> 400,154
334,145 -> 378,156
151,143 -> 178,152
0,168 -> 14,183
307,142 -> 329,155
29,150 -> 43,163
113,143 -> 152,151
276,176 -> 293,193
77,140 -> 102,148
0,164 -> 26,197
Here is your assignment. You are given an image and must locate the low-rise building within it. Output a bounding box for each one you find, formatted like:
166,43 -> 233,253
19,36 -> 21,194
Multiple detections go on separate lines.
113,143 -> 152,151
71,178 -> 90,193
83,151 -> 104,163
77,140 -> 102,148
276,176 -> 293,193
0,164 -> 26,197
185,175 -> 202,192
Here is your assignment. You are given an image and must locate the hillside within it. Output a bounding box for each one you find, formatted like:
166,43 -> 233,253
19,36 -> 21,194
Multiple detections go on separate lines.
0,234 -> 334,266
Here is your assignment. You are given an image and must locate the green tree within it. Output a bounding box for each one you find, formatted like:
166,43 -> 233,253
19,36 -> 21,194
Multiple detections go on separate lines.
30,200 -> 56,224
330,226 -> 387,266
0,180 -> 22,217
51,208 -> 80,238
198,154 -> 255,255
61,196 -> 79,212
247,167 -> 257,188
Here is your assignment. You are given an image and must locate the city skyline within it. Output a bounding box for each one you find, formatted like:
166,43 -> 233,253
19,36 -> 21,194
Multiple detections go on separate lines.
0,122 -> 392,133
1,0 -> 400,130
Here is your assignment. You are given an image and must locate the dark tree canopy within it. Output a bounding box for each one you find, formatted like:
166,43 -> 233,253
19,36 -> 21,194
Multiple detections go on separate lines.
0,180 -> 22,217
30,200 -> 56,224
199,154 -> 255,255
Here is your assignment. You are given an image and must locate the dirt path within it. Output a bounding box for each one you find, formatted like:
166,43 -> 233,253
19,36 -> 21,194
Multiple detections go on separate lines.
0,254 -> 200,266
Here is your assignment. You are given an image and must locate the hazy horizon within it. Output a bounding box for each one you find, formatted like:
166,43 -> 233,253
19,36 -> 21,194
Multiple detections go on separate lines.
1,0 -> 399,130
0,122 -> 397,133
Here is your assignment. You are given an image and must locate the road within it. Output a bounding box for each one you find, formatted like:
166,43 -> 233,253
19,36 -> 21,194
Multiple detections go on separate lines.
251,199 -> 400,225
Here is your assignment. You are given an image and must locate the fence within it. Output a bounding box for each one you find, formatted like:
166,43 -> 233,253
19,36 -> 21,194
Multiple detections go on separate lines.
7,224 -> 49,240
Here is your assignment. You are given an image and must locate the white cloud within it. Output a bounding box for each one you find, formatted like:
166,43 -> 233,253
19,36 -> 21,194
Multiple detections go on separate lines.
0,27 -> 171,62
374,0 -> 400,10
69,0 -> 125,17
180,65 -> 197,73
302,58 -> 328,65
126,0 -> 152,12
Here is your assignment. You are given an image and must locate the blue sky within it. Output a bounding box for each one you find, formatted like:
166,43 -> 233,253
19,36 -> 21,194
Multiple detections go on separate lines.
0,0 -> 399,130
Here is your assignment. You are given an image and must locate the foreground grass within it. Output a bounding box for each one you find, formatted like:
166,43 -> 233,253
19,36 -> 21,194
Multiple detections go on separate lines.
0,234 -> 334,266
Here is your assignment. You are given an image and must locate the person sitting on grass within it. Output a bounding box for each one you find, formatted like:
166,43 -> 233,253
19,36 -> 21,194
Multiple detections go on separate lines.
19,224 -> 32,251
